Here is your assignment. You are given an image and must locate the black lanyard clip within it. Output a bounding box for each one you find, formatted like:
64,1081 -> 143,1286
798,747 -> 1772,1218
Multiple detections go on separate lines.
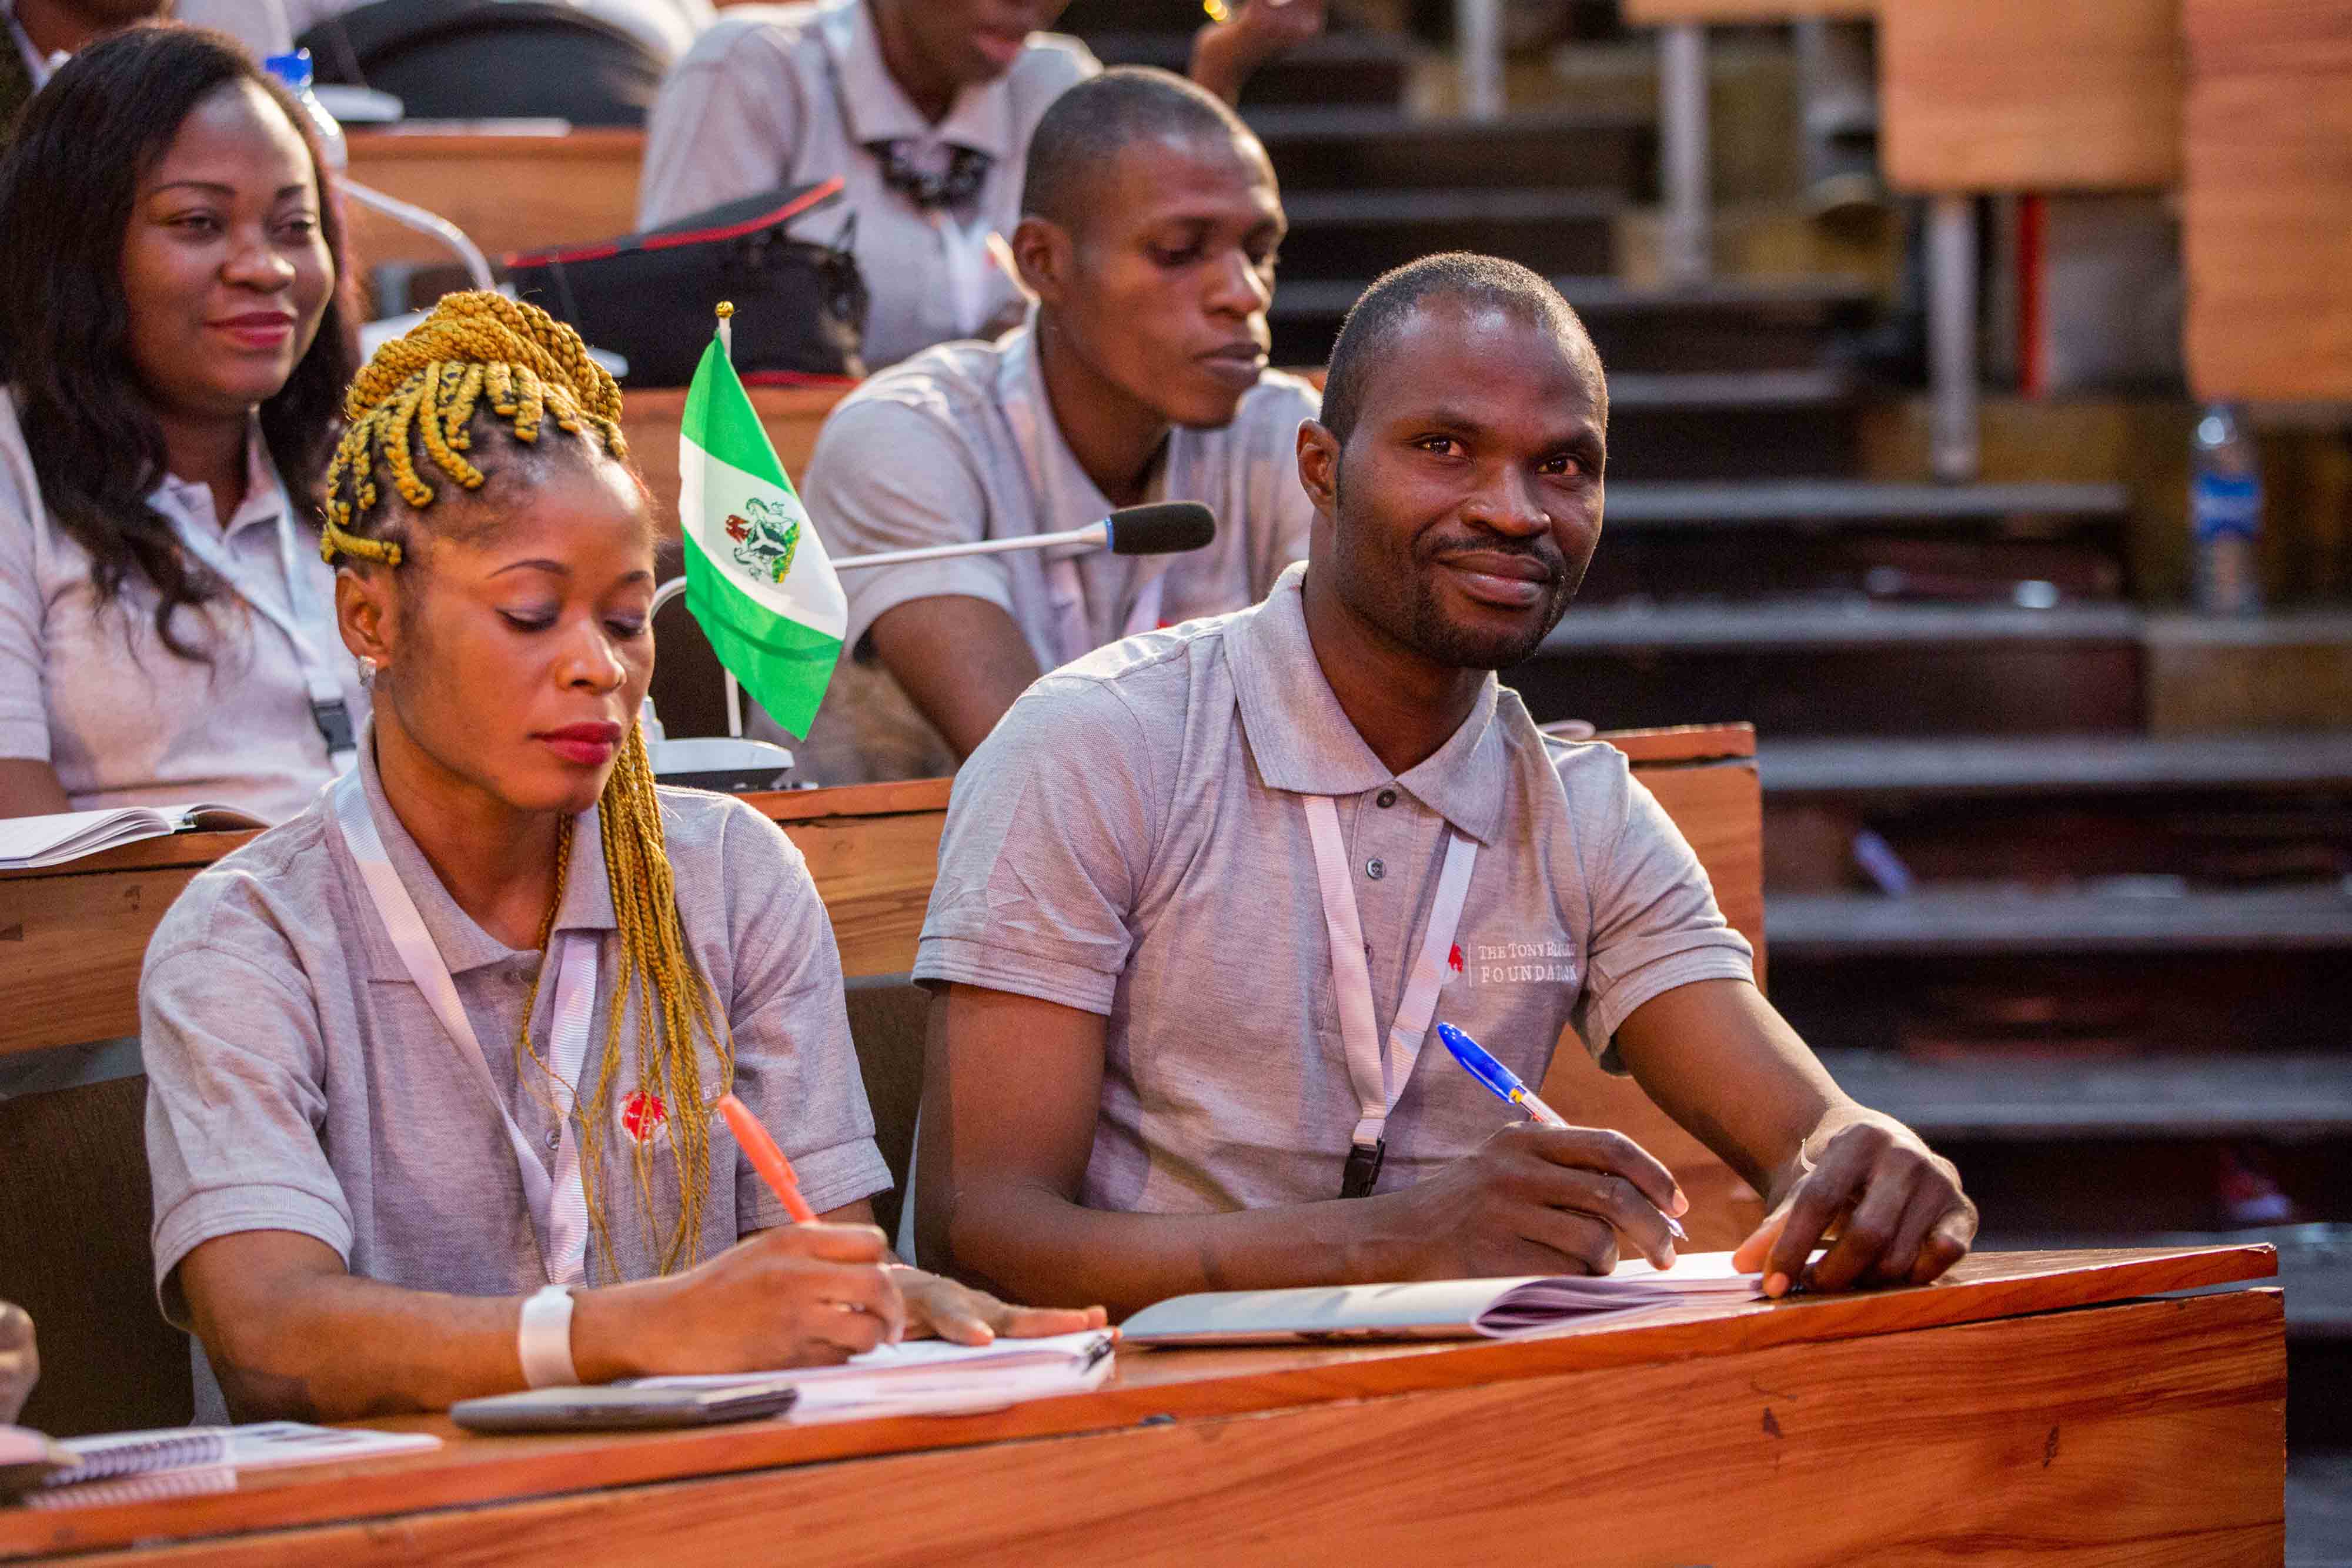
1339,1138 -> 1386,1199
312,697 -> 356,755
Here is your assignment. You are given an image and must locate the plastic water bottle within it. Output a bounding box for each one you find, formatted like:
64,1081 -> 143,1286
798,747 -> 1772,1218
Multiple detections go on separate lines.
262,51 -> 348,172
2190,403 -> 2263,614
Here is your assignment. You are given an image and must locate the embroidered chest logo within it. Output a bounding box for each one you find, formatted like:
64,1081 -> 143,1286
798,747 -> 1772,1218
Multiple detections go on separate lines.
1463,940 -> 1578,987
724,497 -> 800,586
619,1089 -> 669,1146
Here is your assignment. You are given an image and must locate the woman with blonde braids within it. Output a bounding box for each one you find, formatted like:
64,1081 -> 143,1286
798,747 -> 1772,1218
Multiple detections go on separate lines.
138,292 -> 1101,1423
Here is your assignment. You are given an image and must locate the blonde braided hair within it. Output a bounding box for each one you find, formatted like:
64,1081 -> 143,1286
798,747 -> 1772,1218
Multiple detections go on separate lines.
325,292 -> 731,1279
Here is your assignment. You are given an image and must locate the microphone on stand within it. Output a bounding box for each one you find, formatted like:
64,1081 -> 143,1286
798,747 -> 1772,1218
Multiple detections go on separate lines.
828,502 -> 1217,572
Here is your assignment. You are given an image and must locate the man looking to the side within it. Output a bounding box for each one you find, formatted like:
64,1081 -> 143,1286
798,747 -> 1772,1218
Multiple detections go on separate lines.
792,68 -> 1317,783
911,253 -> 1976,1315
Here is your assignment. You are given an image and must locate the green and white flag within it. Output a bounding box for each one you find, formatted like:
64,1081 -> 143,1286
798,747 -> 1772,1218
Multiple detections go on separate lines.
677,330 -> 846,738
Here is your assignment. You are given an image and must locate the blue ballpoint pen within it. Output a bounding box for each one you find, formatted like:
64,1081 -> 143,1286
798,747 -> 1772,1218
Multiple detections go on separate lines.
1435,1021 -> 1688,1243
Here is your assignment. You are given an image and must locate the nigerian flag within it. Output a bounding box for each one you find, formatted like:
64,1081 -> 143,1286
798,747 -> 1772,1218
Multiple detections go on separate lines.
677,331 -> 846,738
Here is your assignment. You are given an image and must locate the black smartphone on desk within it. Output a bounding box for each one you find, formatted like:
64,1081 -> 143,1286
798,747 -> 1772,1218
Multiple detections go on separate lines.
451,1378 -> 800,1432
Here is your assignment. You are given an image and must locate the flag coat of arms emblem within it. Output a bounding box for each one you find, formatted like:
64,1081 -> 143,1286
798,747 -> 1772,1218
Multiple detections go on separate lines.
678,333 -> 847,737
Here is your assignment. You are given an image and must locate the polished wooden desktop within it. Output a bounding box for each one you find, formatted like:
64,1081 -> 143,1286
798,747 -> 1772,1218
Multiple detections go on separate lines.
0,1245 -> 2282,1565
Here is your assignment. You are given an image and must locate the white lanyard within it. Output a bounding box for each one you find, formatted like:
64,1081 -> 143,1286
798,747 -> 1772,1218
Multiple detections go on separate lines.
1301,794 -> 1478,1196
331,773 -> 597,1285
168,473 -> 358,771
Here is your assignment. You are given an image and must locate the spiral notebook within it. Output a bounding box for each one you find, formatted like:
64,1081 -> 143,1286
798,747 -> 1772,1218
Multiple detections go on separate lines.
11,1422 -> 440,1509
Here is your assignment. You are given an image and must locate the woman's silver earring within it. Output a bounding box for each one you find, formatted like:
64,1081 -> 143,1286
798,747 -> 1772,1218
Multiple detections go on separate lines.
358,657 -> 377,691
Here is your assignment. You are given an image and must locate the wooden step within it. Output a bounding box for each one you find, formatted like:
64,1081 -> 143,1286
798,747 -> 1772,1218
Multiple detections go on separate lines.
1603,480 -> 2129,529
1269,276 -> 1876,372
1513,601 -> 2144,735
1277,188 -> 1619,279
1766,884 -> 2352,957
1815,1049 -> 2352,1141
1759,731 -> 2352,797
1538,600 -> 2144,653
1247,106 -> 1655,197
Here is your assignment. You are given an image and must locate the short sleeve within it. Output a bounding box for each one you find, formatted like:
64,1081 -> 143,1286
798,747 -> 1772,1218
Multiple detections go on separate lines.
913,676 -> 1158,1015
637,24 -> 804,228
1569,767 -> 1758,1065
0,406 -> 50,763
709,801 -> 891,1224
142,939 -> 352,1325
802,395 -> 1007,652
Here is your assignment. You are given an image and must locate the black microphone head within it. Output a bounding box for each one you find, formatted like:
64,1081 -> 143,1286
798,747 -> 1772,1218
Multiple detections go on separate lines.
1103,502 -> 1216,556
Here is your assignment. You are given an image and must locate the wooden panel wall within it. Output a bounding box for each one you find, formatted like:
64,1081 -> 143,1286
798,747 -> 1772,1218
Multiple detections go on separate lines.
2182,0 -> 2352,400
1880,0 -> 2182,191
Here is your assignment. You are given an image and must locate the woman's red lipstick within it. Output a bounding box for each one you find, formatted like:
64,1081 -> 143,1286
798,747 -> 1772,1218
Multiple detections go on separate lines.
537,721 -> 624,767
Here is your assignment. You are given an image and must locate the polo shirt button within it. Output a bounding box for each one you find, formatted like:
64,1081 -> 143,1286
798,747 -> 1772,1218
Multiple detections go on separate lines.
1376,790 -> 1398,808
545,1128 -> 560,1151
1365,858 -> 1385,880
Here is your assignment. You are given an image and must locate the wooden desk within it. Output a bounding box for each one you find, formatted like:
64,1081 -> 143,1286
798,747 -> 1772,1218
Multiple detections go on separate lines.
0,1246 -> 2282,1564
1880,0 -> 2183,191
2181,0 -> 2352,401
342,129 -> 644,272
0,727 -> 1759,1063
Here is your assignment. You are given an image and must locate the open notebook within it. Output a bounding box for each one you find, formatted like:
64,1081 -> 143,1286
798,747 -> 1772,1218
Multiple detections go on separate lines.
1120,1252 -> 1767,1346
0,804 -> 264,870
6,1422 -> 441,1509
627,1329 -> 1118,1421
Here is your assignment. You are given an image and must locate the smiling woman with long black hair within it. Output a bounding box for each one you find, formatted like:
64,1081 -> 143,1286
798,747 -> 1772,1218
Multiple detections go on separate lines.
0,24 -> 363,821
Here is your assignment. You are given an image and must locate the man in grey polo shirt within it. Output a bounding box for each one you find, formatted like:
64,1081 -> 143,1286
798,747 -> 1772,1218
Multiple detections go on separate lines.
789,69 -> 1317,784
911,254 -> 1976,1317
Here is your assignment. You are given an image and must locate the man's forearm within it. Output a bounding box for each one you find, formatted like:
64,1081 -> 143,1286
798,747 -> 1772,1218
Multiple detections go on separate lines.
948,1180 -> 1411,1320
867,596 -> 1044,760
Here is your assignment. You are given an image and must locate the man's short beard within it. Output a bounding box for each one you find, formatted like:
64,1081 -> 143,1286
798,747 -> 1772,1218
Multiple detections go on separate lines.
1333,460 -> 1581,673
1403,570 -> 1575,670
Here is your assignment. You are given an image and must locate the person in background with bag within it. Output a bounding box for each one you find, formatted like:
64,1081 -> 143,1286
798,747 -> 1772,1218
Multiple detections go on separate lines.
0,25 -> 367,821
138,293 -> 1101,1422
636,0 -> 1321,370
786,67 -> 1319,784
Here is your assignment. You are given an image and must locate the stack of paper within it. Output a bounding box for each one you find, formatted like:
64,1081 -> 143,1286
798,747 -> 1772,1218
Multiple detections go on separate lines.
627,1329 -> 1117,1421
0,804 -> 262,870
1120,1252 -> 1768,1346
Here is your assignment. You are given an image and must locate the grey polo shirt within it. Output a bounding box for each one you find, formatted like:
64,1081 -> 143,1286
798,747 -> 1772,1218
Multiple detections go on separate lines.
914,563 -> 1756,1215
788,325 -> 1319,783
638,0 -> 1097,369
142,742 -> 890,1414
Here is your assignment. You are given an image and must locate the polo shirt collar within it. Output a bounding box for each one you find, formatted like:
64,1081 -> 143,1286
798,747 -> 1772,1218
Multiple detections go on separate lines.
352,728 -> 618,984
148,421 -> 282,543
824,0 -> 1015,160
1228,563 -> 1510,845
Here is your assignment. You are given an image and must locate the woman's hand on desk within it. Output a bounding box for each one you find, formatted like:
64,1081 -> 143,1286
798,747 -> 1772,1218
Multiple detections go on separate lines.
576,1223 -> 907,1379
891,1268 -> 1108,1346
1730,1117 -> 1977,1298
0,1300 -> 37,1423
